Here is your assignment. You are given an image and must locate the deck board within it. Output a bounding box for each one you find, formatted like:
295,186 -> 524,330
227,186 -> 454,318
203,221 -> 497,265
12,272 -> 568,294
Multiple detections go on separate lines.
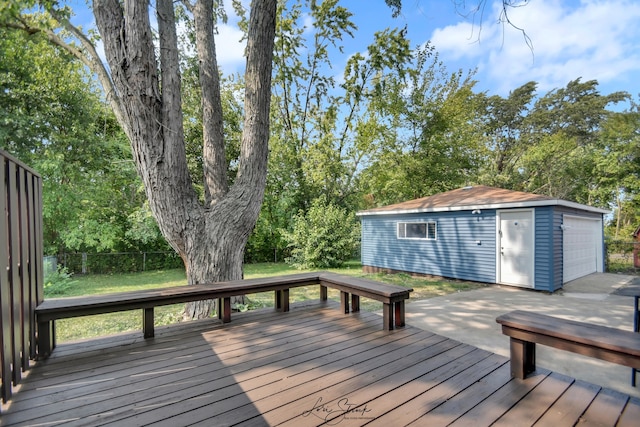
148,324 -> 438,426
447,369 -> 551,427
533,380 -> 600,426
492,372 -> 575,426
1,301 -> 637,426
411,362 -> 513,426
577,388 -> 630,426
368,352 -> 507,426
618,397 -> 640,427
253,337 -> 469,426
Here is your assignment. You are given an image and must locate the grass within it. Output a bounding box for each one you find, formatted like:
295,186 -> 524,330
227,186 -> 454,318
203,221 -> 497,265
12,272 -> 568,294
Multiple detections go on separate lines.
607,255 -> 639,275
51,269 -> 189,296
51,261 -> 484,342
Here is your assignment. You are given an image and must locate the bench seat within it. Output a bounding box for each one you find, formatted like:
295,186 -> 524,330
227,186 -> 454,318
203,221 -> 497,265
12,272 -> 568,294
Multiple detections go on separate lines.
36,272 -> 412,358
319,272 -> 412,330
496,310 -> 640,379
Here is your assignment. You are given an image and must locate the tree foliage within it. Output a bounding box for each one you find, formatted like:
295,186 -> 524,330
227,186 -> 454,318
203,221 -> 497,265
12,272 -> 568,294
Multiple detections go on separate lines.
251,0 -> 413,261
3,0 -> 280,320
597,104 -> 640,239
3,0 -> 639,275
284,197 -> 360,269
268,0 -> 412,212
479,79 -> 629,204
358,44 -> 484,206
0,26 -> 163,254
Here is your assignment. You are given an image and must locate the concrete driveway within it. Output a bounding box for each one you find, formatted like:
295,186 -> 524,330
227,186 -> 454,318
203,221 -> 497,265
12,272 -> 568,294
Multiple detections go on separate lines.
404,273 -> 640,398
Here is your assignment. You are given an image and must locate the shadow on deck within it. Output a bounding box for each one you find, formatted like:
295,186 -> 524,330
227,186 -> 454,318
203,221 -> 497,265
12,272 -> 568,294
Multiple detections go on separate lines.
2,301 -> 640,426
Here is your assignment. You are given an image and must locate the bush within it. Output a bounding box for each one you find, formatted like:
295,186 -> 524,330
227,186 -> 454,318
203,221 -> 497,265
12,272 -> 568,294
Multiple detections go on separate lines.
44,266 -> 77,297
284,198 -> 360,269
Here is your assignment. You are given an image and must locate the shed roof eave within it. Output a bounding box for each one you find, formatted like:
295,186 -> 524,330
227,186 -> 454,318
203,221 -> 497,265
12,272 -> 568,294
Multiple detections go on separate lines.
356,199 -> 610,216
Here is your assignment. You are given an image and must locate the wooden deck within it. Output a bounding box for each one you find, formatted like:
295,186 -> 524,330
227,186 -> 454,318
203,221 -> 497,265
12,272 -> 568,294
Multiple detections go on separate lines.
2,301 -> 640,426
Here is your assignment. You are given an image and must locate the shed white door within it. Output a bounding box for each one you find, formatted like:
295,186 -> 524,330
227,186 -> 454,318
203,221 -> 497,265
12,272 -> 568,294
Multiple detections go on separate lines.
563,215 -> 601,283
498,210 -> 534,288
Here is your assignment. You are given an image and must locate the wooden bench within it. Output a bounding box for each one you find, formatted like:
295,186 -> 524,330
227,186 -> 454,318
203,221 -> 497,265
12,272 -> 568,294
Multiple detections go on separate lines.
318,272 -> 411,331
35,272 -> 412,358
496,310 -> 640,379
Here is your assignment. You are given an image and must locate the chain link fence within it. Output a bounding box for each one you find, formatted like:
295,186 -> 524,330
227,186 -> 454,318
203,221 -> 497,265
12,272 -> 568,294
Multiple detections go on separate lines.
52,251 -> 184,275
606,241 -> 639,274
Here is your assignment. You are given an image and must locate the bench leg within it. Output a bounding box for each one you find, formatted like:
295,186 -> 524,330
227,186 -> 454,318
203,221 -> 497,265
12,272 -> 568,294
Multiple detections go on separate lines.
276,289 -> 290,312
351,294 -> 360,313
320,285 -> 328,301
222,297 -> 231,323
143,308 -> 154,338
394,301 -> 406,328
633,296 -> 639,386
383,303 -> 393,331
37,320 -> 55,359
340,291 -> 350,314
275,290 -> 282,310
510,338 -> 536,379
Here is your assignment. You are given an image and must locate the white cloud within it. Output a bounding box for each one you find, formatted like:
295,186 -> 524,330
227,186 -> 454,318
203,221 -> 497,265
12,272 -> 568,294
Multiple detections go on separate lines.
214,23 -> 246,74
213,0 -> 247,74
301,12 -> 314,35
430,0 -> 640,95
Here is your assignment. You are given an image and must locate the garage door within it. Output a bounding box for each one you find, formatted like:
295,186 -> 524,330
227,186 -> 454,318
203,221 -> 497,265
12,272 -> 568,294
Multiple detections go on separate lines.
562,216 -> 601,283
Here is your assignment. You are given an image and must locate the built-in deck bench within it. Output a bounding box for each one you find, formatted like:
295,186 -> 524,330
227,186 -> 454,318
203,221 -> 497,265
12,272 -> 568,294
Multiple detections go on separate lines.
496,310 -> 640,379
35,272 -> 412,358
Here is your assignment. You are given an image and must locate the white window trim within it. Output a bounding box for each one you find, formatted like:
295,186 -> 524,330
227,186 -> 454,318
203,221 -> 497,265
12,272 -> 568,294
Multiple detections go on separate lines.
397,221 -> 437,240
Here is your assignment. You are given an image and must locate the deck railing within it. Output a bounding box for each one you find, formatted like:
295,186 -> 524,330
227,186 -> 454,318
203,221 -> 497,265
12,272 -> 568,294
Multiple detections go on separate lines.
0,150 -> 43,406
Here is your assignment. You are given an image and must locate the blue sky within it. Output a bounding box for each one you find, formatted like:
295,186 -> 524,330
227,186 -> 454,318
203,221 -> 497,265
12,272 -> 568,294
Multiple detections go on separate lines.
225,0 -> 640,103
68,0 -> 640,105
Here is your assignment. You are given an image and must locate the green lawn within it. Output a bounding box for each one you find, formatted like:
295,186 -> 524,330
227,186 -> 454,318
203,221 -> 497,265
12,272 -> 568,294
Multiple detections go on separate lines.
51,261 -> 483,342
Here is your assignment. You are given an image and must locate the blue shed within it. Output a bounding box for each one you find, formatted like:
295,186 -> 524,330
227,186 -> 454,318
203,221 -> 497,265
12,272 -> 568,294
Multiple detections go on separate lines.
357,186 -> 609,292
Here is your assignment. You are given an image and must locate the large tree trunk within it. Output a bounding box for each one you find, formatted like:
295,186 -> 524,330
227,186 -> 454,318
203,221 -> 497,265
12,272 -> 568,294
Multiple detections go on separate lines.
93,0 -> 277,318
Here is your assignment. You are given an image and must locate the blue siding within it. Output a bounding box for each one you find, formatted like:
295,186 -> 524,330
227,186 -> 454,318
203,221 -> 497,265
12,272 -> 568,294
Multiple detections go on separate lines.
362,204 -> 605,291
534,207 -> 557,292
361,211 -> 496,283
550,208 -> 564,292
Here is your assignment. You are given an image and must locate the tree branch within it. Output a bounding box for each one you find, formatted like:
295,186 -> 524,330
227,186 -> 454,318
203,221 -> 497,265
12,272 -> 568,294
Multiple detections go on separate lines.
452,0 -> 534,55
234,0 -> 277,194
4,12 -> 128,133
45,9 -> 129,135
193,0 -> 228,206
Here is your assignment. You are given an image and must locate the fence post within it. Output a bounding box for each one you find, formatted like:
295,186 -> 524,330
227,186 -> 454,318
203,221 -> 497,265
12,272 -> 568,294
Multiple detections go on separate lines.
82,252 -> 87,274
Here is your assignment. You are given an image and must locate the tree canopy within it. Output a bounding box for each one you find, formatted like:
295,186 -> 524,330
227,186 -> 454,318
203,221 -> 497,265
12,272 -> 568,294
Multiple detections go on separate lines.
0,26 -> 165,255
1,0 -> 638,277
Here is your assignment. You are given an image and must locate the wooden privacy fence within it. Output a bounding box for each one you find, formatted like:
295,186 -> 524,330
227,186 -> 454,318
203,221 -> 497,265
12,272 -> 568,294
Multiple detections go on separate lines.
0,150 -> 43,408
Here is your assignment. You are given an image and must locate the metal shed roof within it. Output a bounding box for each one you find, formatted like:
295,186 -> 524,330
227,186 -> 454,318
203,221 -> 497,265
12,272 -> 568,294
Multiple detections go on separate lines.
357,186 -> 610,216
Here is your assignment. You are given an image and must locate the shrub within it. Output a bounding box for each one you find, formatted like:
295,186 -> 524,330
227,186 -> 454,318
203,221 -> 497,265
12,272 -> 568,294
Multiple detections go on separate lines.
44,266 -> 77,297
284,198 -> 360,269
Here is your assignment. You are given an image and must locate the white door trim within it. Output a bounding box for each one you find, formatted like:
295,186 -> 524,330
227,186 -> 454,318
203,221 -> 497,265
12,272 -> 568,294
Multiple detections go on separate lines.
496,209 -> 535,288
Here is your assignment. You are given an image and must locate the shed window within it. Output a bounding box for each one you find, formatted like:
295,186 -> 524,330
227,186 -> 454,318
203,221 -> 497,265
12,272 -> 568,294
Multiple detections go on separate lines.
397,222 -> 437,240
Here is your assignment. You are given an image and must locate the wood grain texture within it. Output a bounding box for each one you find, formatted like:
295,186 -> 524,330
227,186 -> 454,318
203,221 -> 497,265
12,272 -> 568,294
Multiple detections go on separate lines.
35,272 -> 412,358
497,310 -> 640,374
2,302 -> 637,426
